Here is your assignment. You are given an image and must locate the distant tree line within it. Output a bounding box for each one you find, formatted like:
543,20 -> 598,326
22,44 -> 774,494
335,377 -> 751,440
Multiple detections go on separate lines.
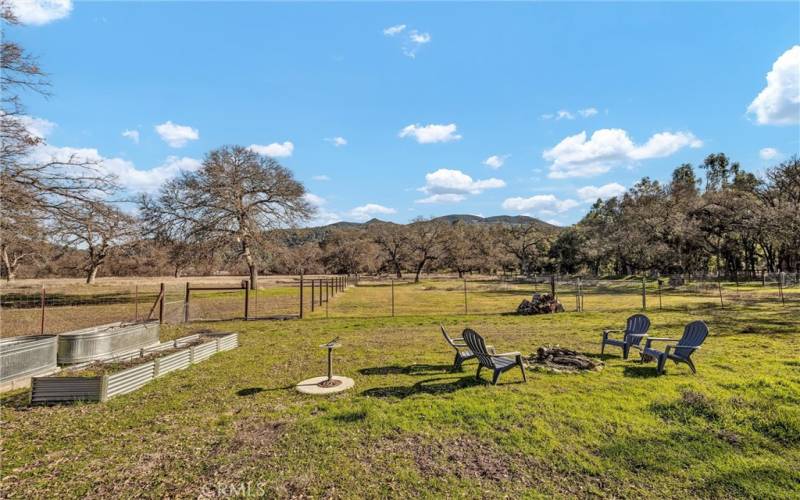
2,6 -> 798,284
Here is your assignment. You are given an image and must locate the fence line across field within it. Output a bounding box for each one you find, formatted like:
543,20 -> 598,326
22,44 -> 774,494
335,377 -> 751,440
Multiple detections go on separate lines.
1,273 -> 797,336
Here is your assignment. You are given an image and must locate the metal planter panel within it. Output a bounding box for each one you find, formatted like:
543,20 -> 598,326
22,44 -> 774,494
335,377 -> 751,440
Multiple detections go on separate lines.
106,362 -> 155,399
174,334 -> 200,348
216,333 -> 239,352
58,322 -> 160,364
1,335 -> 58,384
191,341 -> 217,364
154,349 -> 191,377
143,342 -> 176,355
31,376 -> 103,404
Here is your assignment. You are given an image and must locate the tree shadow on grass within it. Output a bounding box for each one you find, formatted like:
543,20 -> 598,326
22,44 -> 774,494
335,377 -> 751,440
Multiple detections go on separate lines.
330,410 -> 368,423
358,364 -> 452,376
360,376 -> 481,399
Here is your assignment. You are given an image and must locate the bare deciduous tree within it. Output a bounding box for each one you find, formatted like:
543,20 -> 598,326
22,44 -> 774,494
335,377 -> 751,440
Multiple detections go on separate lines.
56,201 -> 138,284
140,145 -> 312,289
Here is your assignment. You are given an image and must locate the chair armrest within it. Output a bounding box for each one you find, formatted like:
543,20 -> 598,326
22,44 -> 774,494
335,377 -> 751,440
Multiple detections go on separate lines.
644,337 -> 677,349
492,351 -> 521,357
665,345 -> 700,355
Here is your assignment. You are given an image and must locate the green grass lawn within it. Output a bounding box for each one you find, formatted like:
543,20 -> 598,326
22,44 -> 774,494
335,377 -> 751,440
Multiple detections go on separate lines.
1,285 -> 799,498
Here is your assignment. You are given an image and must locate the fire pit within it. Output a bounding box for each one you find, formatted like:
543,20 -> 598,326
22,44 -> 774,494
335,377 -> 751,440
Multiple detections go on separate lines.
525,346 -> 603,373
296,337 -> 354,395
517,293 -> 565,315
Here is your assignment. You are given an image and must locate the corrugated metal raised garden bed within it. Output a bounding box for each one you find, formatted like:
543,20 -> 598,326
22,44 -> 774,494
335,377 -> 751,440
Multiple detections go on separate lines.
30,332 -> 238,404
0,335 -> 60,392
57,321 -> 161,365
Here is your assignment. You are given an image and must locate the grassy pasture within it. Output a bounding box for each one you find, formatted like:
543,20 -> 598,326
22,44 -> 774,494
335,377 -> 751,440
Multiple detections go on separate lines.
1,280 -> 798,498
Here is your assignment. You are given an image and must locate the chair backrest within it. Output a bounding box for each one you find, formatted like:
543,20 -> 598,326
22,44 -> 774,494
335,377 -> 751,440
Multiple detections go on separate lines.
462,328 -> 495,369
625,314 -> 651,346
440,325 -> 458,349
675,320 -> 708,358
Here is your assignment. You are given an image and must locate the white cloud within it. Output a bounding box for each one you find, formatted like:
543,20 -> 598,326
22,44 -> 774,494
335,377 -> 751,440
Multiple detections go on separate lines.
747,46 -> 800,125
483,154 -> 510,169
312,175 -> 331,181
247,141 -> 294,158
759,147 -> 780,160
576,182 -> 626,202
542,107 -> 598,120
155,121 -> 199,148
9,0 -> 72,25
383,24 -> 406,36
544,129 -> 703,179
501,194 -> 579,214
349,203 -> 396,222
325,136 -> 347,147
416,193 -> 466,204
417,168 -> 505,204
303,193 -> 326,206
399,123 -> 461,144
402,29 -> 431,58
17,115 -> 56,138
122,129 -> 140,144
31,144 -> 200,193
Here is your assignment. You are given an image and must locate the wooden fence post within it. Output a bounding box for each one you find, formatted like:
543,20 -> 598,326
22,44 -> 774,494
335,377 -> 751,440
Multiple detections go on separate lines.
779,272 -> 785,306
463,279 -> 468,315
326,278 -> 329,303
311,279 -> 315,312
550,275 -> 556,298
299,273 -> 304,319
244,280 -> 250,320
319,279 -> 323,306
134,285 -> 139,322
158,283 -> 165,324
391,279 -> 395,317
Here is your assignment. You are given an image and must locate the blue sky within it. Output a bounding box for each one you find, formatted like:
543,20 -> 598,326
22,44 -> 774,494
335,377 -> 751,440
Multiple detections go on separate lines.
10,1 -> 800,226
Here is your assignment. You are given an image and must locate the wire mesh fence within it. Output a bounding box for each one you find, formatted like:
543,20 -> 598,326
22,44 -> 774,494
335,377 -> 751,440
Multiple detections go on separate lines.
0,275 -> 351,337
1,273 -> 796,336
307,274 -> 800,319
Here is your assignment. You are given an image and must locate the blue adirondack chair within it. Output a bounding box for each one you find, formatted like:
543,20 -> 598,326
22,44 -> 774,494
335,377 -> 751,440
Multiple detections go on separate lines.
600,314 -> 651,359
640,320 -> 709,375
441,325 -> 479,371
462,328 -> 527,385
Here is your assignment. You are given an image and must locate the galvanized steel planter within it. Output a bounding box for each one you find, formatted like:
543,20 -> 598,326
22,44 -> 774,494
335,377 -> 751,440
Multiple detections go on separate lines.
1,335 -> 60,391
30,332 -> 238,404
57,321 -> 160,365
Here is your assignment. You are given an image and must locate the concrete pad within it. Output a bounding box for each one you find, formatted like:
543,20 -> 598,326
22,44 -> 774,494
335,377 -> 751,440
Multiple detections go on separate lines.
296,376 -> 354,395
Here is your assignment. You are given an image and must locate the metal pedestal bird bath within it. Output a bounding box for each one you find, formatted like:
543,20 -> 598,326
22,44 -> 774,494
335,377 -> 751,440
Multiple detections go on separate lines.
296,337 -> 354,395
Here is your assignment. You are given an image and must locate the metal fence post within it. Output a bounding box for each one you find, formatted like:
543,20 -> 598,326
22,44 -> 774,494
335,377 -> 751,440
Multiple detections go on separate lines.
299,273 -> 304,319
159,283 -> 165,324
40,286 -> 46,335
658,279 -> 663,310
391,279 -> 395,317
184,282 -> 191,322
463,279 -> 468,315
779,272 -> 785,306
641,277 -> 646,310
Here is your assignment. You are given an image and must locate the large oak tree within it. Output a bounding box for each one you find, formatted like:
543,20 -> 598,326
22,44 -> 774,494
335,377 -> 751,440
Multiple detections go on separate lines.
140,145 -> 312,288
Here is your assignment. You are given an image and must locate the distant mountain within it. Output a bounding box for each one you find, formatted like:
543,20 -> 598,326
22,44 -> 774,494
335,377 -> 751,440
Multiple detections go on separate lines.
318,214 -> 560,230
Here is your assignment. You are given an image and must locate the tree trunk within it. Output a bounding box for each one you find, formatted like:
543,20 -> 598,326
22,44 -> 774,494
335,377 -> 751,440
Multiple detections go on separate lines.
393,261 -> 402,279
242,240 -> 258,289
86,265 -> 100,284
414,259 -> 427,283
1,246 -> 15,282
174,265 -> 182,278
